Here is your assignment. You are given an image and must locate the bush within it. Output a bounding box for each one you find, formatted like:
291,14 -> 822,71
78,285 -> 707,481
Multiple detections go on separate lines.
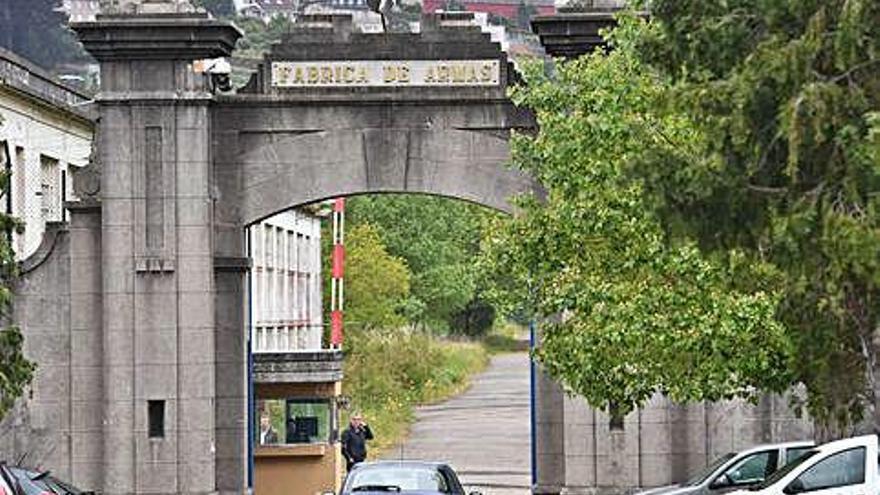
342,327 -> 488,457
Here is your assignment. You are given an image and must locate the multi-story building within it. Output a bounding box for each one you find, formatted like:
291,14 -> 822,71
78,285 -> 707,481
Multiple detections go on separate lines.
422,0 -> 555,24
0,47 -> 93,261
248,209 -> 324,353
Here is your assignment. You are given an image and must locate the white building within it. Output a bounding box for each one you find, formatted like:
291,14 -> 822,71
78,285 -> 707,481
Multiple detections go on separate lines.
249,209 -> 324,352
0,48 -> 93,261
60,0 -> 101,22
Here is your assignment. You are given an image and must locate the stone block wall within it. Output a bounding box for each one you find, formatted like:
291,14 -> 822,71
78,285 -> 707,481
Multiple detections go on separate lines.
555,392 -> 814,494
0,224 -> 72,476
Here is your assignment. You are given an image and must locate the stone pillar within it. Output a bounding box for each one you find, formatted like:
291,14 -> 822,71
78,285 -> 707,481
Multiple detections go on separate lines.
73,9 -> 240,495
68,201 -> 105,490
534,322 -> 566,494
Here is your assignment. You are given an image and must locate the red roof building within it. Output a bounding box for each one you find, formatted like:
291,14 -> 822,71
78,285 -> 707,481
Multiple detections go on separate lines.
422,0 -> 555,23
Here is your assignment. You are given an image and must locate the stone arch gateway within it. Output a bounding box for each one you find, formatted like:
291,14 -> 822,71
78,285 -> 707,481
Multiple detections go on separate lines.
6,7 -> 559,495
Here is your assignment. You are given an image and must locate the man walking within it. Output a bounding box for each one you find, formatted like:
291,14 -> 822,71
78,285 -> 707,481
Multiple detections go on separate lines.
341,412 -> 373,471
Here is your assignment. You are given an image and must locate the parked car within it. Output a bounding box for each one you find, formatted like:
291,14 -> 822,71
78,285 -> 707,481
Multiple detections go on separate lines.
636,441 -> 815,495
729,434 -> 878,495
0,464 -> 88,495
341,461 -> 481,495
0,466 -> 12,495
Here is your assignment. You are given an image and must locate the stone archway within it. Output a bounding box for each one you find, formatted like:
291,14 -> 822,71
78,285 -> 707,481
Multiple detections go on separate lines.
48,7 -> 561,495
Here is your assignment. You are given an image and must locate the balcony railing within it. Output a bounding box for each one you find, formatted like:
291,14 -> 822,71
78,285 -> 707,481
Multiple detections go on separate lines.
252,323 -> 324,353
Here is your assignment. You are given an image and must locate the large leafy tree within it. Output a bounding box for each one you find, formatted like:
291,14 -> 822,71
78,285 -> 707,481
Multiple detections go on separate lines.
483,17 -> 794,415
346,195 -> 496,333
486,2 -> 880,433
636,0 -> 880,433
0,118 -> 36,420
339,223 -> 412,330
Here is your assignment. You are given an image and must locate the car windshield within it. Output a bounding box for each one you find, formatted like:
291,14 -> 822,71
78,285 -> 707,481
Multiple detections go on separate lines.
685,453 -> 736,486
7,468 -> 52,495
749,450 -> 819,491
348,466 -> 450,493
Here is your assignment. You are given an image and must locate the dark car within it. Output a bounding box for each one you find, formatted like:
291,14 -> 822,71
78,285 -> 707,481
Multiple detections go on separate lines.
341,461 -> 481,495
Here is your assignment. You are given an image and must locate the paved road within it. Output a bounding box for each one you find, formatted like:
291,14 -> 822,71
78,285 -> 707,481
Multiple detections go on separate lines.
382,352 -> 531,495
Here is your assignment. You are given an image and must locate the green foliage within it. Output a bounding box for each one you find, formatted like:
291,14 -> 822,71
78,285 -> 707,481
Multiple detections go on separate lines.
636,0 -> 880,431
342,327 -> 488,457
233,15 -> 295,60
346,195 -> 497,333
0,0 -> 87,70
487,2 -> 880,430
0,118 -> 35,421
481,16 -> 794,416
193,0 -> 235,17
341,223 -> 412,330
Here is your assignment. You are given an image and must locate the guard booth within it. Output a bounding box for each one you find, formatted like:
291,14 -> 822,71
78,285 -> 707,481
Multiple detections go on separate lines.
253,351 -> 345,495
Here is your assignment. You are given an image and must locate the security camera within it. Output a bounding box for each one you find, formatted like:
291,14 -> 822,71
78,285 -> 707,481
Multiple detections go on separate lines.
197,58 -> 233,93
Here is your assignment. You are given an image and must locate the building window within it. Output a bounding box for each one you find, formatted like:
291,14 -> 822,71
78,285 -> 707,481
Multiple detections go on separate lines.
256,398 -> 332,446
148,400 -> 165,438
39,155 -> 61,223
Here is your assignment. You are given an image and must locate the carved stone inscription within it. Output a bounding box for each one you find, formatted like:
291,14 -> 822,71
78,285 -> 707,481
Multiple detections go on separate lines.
271,60 -> 501,88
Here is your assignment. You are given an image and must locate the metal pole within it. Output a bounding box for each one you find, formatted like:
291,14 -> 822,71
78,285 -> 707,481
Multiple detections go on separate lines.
246,229 -> 255,493
530,319 -> 537,489
330,198 -> 345,348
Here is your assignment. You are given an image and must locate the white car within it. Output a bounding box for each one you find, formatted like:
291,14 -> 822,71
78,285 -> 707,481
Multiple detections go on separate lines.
636,441 -> 815,495
728,434 -> 878,495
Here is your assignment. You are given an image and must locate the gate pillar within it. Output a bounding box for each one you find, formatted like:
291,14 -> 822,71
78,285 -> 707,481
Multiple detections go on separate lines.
74,7 -> 241,495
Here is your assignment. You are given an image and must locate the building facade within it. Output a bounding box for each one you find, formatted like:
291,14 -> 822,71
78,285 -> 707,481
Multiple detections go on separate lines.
249,210 -> 324,353
0,47 -> 93,261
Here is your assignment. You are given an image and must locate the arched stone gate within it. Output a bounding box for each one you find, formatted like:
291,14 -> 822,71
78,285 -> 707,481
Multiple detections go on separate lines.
52,6 -> 557,495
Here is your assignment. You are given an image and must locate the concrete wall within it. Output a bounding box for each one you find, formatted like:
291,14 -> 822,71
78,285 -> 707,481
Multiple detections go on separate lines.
1,225 -> 72,475
554,393 -> 814,495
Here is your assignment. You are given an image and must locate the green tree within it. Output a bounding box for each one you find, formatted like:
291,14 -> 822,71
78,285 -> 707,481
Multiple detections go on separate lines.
0,118 -> 36,420
346,195 -> 495,333
0,0 -> 86,70
342,223 -> 412,330
482,16 -> 794,416
635,0 -> 880,434
487,2 -> 880,434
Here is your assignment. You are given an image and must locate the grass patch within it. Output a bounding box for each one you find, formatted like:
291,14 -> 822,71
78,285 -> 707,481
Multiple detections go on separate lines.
482,322 -> 530,354
342,328 -> 489,458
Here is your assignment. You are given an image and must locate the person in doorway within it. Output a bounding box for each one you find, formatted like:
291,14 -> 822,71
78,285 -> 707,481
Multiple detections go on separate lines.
259,412 -> 279,445
341,412 -> 373,471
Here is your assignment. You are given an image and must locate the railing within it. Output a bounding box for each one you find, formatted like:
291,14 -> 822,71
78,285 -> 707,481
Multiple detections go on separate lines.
252,323 -> 325,353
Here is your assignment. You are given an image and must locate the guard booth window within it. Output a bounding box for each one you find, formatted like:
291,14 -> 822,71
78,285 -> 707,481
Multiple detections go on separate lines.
256,398 -> 332,446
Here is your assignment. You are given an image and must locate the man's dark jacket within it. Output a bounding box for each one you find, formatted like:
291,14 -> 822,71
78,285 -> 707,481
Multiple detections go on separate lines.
341,424 -> 374,466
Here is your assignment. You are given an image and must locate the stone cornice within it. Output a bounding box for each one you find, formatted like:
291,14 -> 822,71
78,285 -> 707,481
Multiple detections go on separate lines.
72,13 -> 242,61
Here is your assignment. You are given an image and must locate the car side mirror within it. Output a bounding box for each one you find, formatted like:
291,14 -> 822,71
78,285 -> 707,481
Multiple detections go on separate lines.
783,479 -> 805,495
710,474 -> 732,489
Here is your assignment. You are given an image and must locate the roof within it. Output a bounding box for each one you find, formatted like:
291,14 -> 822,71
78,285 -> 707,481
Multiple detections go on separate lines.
0,47 -> 96,124
354,461 -> 452,469
738,440 -> 815,455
